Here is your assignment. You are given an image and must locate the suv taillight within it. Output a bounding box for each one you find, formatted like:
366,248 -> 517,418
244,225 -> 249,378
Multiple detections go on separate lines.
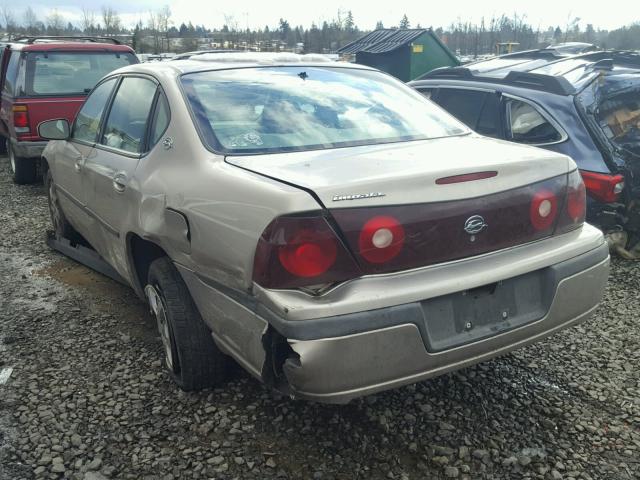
556,169 -> 586,234
13,105 -> 30,134
253,214 -> 360,289
580,170 -> 624,203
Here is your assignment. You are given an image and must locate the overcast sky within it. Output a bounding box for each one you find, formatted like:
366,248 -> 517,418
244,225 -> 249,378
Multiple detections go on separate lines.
22,1 -> 640,31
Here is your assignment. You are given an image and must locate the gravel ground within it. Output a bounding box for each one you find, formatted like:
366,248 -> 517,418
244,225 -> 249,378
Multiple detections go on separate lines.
0,158 -> 638,480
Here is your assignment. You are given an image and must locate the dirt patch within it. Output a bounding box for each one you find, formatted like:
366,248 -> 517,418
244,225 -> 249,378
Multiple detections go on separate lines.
36,257 -> 124,291
34,256 -> 158,345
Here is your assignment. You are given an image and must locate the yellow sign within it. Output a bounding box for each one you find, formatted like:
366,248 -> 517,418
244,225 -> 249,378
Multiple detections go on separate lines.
412,44 -> 424,53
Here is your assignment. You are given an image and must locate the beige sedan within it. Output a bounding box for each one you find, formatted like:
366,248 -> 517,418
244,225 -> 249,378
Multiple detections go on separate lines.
39,53 -> 609,403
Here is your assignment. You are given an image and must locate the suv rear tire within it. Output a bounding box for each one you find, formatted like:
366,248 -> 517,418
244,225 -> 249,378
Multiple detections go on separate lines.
146,257 -> 228,391
9,143 -> 37,184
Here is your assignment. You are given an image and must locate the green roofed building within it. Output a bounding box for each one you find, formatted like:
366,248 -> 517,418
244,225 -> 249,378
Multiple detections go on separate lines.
338,28 -> 460,82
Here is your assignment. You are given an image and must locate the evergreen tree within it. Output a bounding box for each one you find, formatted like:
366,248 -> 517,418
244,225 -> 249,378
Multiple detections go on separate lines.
345,11 -> 355,33
278,18 -> 291,41
399,14 -> 410,29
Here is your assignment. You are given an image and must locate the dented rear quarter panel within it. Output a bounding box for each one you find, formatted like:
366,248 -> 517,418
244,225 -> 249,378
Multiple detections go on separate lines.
127,68 -> 320,293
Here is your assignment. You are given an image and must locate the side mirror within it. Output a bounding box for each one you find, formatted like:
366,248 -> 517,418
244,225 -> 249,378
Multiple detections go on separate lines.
38,119 -> 70,140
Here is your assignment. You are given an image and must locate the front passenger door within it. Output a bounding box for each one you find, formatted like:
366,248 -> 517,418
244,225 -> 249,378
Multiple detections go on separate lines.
54,77 -> 118,241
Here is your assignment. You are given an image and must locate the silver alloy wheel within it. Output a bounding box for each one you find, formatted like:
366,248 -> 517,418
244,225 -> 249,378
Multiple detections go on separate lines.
8,145 -> 15,174
145,284 -> 175,371
48,179 -> 62,234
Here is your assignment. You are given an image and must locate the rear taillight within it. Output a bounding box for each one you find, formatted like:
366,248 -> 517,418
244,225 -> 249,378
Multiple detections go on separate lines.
255,173 -> 587,291
557,169 -> 586,234
278,228 -> 337,277
358,215 -> 405,263
13,105 -> 30,134
580,170 -> 624,203
530,189 -> 558,231
253,214 -> 359,289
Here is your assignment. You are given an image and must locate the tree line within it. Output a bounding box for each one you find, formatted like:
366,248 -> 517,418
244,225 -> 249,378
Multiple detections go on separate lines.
1,5 -> 639,54
440,14 -> 640,55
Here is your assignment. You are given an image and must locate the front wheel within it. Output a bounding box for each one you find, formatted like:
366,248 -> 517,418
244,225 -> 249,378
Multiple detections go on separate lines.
9,143 -> 37,184
45,169 -> 81,243
146,257 -> 228,390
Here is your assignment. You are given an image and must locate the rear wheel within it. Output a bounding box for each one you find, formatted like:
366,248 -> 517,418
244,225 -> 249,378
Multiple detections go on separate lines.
146,257 -> 228,390
9,143 -> 37,184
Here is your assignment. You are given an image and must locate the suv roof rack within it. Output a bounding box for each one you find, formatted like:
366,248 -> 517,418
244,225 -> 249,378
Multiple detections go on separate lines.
577,50 -> 640,68
415,66 -> 575,96
497,49 -> 564,60
12,36 -> 122,45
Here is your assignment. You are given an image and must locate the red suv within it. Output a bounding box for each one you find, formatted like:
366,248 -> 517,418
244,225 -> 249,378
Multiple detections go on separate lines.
0,36 -> 138,183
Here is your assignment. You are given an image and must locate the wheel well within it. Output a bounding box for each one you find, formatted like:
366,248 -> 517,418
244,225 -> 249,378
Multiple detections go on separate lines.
128,234 -> 168,293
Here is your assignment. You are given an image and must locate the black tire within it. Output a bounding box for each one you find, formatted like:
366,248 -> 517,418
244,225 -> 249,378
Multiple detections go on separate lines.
146,257 -> 228,390
9,143 -> 37,184
45,169 -> 82,243
0,136 -> 7,155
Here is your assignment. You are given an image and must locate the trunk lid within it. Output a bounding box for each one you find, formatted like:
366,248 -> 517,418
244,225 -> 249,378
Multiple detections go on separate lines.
246,137 -> 585,285
226,135 -> 572,207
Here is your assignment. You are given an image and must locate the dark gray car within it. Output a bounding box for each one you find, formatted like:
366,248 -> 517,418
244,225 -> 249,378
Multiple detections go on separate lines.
410,50 -> 640,258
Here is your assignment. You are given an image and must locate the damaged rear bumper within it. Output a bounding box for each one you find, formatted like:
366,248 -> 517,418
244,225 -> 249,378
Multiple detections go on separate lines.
178,233 -> 609,404
282,246 -> 608,403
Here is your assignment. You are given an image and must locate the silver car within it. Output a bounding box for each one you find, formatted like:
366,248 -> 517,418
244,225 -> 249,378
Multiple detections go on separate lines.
39,53 -> 609,403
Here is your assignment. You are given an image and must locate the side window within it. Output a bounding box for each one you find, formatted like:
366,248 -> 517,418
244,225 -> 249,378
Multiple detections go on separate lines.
505,98 -> 563,145
72,78 -> 117,144
431,89 -> 488,129
101,77 -> 157,154
475,93 -> 502,138
149,92 -> 170,148
3,52 -> 20,95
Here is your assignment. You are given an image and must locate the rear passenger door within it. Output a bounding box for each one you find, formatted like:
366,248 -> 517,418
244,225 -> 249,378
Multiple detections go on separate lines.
83,75 -> 162,274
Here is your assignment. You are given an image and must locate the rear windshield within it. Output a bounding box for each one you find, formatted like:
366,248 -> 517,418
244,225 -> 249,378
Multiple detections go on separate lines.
181,66 -> 468,154
25,51 -> 137,96
577,72 -> 640,156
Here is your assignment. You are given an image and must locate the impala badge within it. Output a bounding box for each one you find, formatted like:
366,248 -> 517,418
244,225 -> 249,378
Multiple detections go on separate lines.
332,192 -> 385,202
464,215 -> 488,235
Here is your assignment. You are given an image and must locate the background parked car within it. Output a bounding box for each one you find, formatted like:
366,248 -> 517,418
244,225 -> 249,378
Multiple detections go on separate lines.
0,36 -> 138,184
39,53 -> 608,403
410,50 -> 640,258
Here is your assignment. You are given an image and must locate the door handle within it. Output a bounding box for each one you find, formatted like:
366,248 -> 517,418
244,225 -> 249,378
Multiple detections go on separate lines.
112,173 -> 127,193
74,156 -> 85,173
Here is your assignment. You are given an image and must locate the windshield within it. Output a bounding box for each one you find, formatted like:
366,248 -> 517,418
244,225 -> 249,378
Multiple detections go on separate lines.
25,51 -> 137,96
181,66 -> 468,154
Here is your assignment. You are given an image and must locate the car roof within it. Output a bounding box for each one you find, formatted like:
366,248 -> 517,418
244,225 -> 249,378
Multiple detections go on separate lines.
171,50 -> 236,60
412,49 -> 640,95
113,52 -> 375,76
